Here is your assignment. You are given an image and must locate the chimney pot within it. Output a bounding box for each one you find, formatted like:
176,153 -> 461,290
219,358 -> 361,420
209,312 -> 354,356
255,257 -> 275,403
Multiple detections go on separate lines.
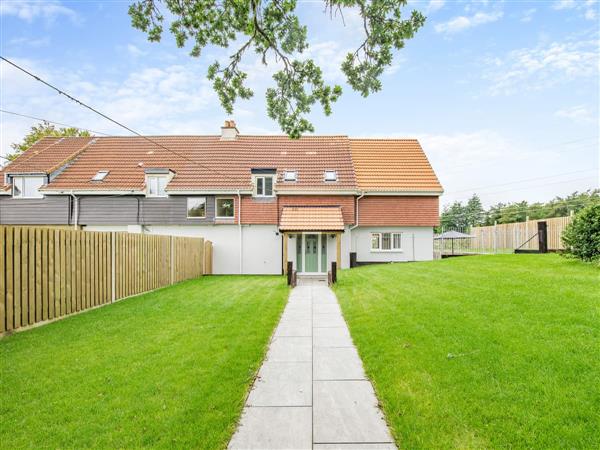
221,119 -> 239,140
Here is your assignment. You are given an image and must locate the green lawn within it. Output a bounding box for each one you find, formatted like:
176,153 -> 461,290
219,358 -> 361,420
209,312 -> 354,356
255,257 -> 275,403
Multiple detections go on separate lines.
1,276 -> 288,449
334,254 -> 599,449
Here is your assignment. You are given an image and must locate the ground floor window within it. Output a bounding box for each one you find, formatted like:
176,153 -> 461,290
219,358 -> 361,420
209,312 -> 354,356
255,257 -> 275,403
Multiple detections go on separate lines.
216,198 -> 235,218
371,232 -> 402,251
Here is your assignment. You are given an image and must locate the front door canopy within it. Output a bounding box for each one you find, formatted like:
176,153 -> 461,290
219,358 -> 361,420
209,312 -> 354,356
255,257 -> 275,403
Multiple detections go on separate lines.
279,206 -> 344,232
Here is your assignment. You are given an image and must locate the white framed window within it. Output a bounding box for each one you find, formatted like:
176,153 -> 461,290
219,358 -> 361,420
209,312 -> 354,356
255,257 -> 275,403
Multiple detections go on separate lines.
255,175 -> 274,197
12,176 -> 45,199
283,170 -> 297,181
371,232 -> 402,251
146,175 -> 168,197
324,170 -> 337,182
187,197 -> 206,218
216,197 -> 235,218
91,170 -> 109,181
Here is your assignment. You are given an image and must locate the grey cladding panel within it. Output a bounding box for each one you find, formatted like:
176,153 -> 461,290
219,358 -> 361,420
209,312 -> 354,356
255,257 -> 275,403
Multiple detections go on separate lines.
0,196 -> 71,224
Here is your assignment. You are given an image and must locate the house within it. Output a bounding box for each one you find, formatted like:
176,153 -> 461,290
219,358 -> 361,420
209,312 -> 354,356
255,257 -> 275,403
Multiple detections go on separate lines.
0,121 -> 443,274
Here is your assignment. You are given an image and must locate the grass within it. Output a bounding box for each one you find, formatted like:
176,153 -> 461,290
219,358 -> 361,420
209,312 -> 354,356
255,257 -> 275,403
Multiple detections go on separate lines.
0,276 -> 288,449
334,254 -> 599,449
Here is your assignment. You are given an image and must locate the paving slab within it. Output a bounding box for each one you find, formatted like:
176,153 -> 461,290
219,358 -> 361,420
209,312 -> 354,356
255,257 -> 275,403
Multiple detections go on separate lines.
313,327 -> 354,348
247,361 -> 312,406
313,347 -> 366,380
313,313 -> 347,328
313,380 -> 394,444
314,444 -> 396,449
228,406 -> 312,450
267,337 -> 312,362
229,284 -> 396,449
274,319 -> 312,337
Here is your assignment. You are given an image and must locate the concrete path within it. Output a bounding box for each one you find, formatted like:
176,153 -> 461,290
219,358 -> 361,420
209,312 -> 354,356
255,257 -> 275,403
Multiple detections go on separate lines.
228,280 -> 396,450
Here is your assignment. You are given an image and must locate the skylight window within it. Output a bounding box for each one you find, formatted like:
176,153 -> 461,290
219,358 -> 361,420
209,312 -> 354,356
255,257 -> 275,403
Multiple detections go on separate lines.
324,170 -> 337,182
91,170 -> 109,182
284,171 -> 297,181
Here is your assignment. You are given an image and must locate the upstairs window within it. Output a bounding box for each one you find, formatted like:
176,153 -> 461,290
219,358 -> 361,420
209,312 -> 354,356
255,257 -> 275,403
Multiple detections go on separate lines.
255,175 -> 274,197
146,175 -> 168,197
371,232 -> 402,251
216,197 -> 235,218
12,176 -> 45,199
91,170 -> 109,181
324,170 -> 338,182
187,197 -> 206,218
283,171 -> 297,182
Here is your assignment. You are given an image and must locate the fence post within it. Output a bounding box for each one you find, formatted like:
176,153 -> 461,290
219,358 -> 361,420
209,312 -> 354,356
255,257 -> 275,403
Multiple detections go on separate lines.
170,236 -> 175,284
538,221 -> 548,253
111,232 -> 116,303
493,221 -> 498,253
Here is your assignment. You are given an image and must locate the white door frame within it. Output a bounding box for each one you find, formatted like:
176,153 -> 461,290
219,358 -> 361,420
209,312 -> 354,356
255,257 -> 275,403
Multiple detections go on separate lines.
298,232 -> 326,274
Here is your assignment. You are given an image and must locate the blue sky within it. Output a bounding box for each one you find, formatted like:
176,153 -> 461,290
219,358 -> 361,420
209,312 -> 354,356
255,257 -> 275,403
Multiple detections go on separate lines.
1,0 -> 598,209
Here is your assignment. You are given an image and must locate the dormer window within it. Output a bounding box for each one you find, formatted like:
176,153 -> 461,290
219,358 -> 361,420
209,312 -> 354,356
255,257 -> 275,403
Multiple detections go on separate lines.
147,175 -> 168,197
255,175 -> 274,197
324,170 -> 338,182
12,175 -> 45,199
283,171 -> 297,182
91,170 -> 109,182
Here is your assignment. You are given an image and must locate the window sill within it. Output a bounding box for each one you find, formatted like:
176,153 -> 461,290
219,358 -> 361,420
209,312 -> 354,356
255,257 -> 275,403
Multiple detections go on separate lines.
371,249 -> 403,253
187,216 -> 207,220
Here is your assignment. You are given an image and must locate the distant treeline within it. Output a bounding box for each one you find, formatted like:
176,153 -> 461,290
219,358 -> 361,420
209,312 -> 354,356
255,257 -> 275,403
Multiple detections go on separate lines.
440,189 -> 599,230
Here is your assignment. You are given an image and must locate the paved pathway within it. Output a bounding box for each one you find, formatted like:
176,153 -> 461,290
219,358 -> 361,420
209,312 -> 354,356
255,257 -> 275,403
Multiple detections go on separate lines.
228,279 -> 396,450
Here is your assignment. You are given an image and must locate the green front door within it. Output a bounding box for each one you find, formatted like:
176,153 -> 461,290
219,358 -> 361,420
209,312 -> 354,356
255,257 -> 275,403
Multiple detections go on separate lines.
304,234 -> 319,272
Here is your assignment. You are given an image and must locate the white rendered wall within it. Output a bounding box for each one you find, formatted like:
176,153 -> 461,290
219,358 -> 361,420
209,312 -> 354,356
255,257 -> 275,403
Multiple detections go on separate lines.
85,224 -> 281,275
351,226 -> 434,262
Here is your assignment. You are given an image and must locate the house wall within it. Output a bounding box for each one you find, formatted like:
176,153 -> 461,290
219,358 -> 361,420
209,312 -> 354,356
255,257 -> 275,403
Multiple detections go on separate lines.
0,196 -> 71,224
279,195 -> 355,224
358,196 -> 439,227
351,226 -> 434,262
286,226 -> 352,271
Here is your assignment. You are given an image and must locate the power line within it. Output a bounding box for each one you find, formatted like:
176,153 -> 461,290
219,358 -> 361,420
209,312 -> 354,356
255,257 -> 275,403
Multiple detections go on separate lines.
445,168 -> 599,195
0,109 -> 110,136
0,56 -> 234,179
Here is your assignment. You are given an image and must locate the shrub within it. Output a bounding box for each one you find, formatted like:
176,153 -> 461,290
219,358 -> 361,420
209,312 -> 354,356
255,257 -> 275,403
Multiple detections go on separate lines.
562,204 -> 600,262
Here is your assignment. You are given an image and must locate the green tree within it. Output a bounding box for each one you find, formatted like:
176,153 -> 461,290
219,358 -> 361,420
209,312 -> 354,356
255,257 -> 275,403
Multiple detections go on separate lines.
128,0 -> 425,138
562,204 -> 600,262
8,121 -> 91,161
465,194 -> 485,227
440,201 -> 469,230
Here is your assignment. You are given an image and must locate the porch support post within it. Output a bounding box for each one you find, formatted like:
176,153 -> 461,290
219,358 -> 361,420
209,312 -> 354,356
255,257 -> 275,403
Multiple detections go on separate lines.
282,232 -> 288,274
336,232 -> 341,269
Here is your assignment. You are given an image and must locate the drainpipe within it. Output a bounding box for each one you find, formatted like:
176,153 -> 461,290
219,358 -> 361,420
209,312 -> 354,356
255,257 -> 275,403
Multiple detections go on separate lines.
350,191 -> 365,231
70,191 -> 79,228
238,189 -> 243,274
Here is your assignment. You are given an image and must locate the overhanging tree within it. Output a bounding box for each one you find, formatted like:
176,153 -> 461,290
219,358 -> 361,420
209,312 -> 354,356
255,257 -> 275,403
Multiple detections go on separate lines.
128,0 -> 425,137
7,121 -> 91,161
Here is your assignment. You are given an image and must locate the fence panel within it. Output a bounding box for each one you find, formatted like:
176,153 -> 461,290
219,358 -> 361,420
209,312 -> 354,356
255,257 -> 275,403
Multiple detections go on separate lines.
1,226 -> 211,333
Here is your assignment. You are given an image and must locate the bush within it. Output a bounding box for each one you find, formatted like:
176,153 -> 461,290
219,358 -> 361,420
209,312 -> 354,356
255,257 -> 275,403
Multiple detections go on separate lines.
561,204 -> 600,262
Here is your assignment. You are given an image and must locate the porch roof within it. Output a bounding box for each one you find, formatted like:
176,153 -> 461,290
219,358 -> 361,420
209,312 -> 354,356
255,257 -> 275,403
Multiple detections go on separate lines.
279,206 -> 345,232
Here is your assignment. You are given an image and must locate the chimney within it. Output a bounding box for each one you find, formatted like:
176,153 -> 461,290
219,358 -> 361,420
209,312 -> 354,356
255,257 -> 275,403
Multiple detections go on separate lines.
220,120 -> 239,140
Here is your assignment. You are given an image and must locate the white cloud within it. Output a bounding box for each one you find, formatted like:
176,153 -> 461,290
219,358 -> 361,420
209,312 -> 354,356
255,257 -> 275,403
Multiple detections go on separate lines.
552,0 -> 598,20
426,0 -> 445,13
434,10 -> 503,34
0,0 -> 79,24
8,36 -> 51,47
483,38 -> 599,95
126,44 -> 147,57
555,105 -> 596,124
520,8 -> 536,23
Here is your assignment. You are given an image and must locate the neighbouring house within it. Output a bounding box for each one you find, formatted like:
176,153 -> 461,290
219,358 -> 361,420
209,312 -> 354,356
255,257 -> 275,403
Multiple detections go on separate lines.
0,121 -> 443,274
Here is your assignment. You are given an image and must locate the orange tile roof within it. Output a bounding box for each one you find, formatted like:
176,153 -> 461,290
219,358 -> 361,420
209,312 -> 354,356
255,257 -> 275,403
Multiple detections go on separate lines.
42,135 -> 356,192
350,139 -> 443,193
4,136 -> 96,174
279,206 -> 345,231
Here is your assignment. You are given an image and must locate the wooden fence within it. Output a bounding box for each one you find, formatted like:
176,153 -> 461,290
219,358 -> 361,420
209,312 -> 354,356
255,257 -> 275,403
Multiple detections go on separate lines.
0,226 -> 210,333
435,215 -> 573,256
